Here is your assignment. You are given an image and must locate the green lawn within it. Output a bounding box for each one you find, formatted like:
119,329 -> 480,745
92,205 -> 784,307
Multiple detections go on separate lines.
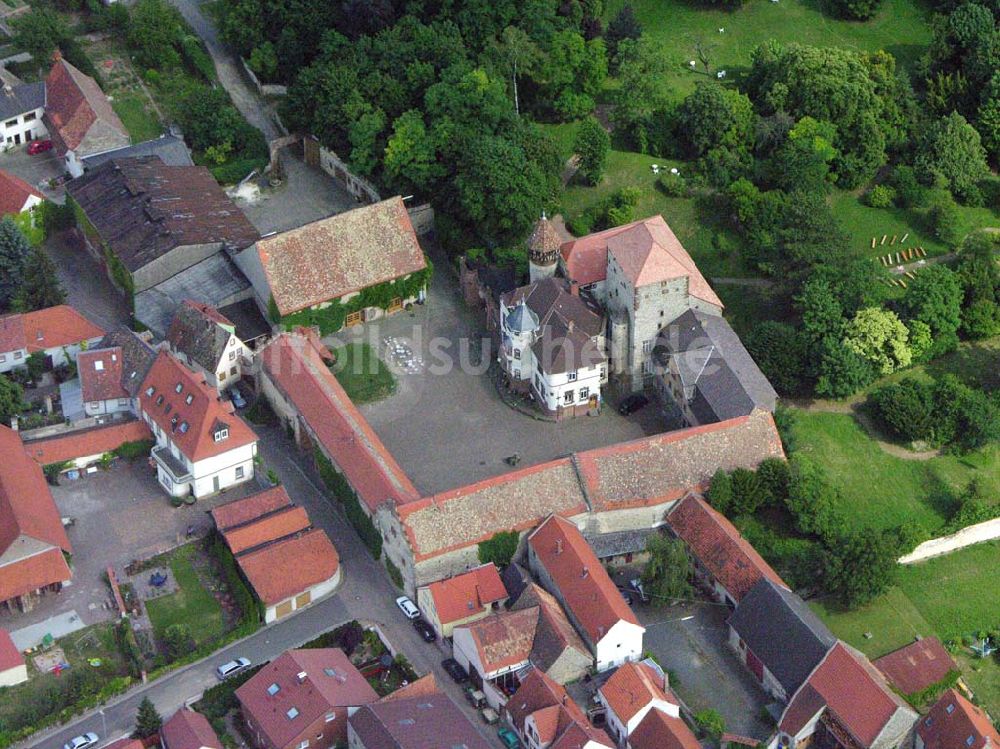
789,410 -> 1000,535
330,343 -> 397,404
111,92 -> 162,144
605,0 -> 934,96
145,543 -> 226,648
811,586 -> 934,660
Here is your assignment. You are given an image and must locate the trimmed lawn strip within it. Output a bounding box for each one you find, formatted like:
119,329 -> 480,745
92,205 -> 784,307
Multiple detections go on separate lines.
810,587 -> 934,661
145,543 -> 226,648
111,92 -> 162,144
330,343 -> 397,404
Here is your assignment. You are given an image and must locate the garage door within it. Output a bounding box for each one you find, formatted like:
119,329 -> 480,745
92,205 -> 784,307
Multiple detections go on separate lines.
275,600 -> 293,619
295,591 -> 312,608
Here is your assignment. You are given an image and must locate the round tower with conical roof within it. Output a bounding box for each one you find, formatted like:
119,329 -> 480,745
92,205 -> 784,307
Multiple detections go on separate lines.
528,213 -> 561,283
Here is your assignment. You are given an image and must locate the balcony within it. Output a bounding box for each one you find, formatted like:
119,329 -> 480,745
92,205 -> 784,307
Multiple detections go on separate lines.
151,445 -> 192,483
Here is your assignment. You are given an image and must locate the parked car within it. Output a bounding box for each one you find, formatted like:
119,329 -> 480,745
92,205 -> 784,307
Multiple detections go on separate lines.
441,657 -> 469,684
27,139 -> 53,155
216,656 -> 251,679
618,394 -> 649,415
395,595 -> 420,620
229,387 -> 247,409
413,617 -> 437,642
63,733 -> 99,749
628,578 -> 650,604
498,726 -> 521,749
481,707 -> 500,725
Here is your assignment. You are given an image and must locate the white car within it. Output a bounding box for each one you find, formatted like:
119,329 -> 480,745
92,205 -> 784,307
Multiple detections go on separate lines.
216,656 -> 251,679
395,595 -> 420,620
64,733 -> 99,749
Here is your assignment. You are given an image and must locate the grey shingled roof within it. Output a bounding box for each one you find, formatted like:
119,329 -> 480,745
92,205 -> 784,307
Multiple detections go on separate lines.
348,692 -> 490,749
166,302 -> 234,375
583,528 -> 657,559
82,135 -> 193,169
0,80 -> 44,121
656,309 -> 777,422
727,578 -> 836,696
96,327 -> 156,398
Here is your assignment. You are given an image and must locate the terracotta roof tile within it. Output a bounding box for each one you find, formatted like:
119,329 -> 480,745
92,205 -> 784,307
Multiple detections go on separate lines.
0,305 -> 104,355
0,628 -> 24,672
160,708 -> 221,749
349,685 -> 490,749
0,546 -> 72,603
237,529 -> 339,605
43,56 -> 129,157
874,637 -> 958,697
918,688 -> 1000,749
210,486 -> 292,531
464,608 -> 538,673
223,506 -> 311,555
528,515 -> 639,644
257,197 -> 426,316
599,662 -> 669,724
23,420 -> 153,466
0,169 -> 43,215
78,347 -> 129,403
511,583 -> 589,671
668,494 -> 786,602
259,333 -> 419,512
628,707 -> 700,749
507,668 -> 614,749
238,649 -> 377,749
423,563 -> 507,626
138,351 -> 257,463
528,216 -> 563,254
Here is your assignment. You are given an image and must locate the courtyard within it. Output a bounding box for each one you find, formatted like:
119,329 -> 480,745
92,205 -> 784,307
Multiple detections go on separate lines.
328,247 -> 671,496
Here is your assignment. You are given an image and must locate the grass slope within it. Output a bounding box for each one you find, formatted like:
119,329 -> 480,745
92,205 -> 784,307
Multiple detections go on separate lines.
112,92 -> 162,144
145,543 -> 226,648
330,343 -> 397,404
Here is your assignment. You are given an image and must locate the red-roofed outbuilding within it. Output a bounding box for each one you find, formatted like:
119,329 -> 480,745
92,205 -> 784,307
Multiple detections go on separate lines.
0,629 -> 27,687
0,169 -> 44,215
416,563 -> 508,638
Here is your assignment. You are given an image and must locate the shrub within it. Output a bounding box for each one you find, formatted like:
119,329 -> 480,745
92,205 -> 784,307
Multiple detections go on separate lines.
566,211 -> 595,236
478,530 -> 519,568
113,439 -> 155,461
864,184 -> 896,208
889,165 -> 925,208
658,170 -> 688,197
384,557 -> 404,589
927,191 -> 962,245
730,467 -> 767,515
314,447 -> 382,559
706,468 -> 734,515
694,709 -> 725,741
869,378 -> 936,443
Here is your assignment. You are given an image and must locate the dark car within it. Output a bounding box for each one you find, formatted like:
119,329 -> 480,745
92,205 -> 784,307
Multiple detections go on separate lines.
413,617 -> 437,642
618,394 -> 649,415
27,139 -> 53,155
441,657 -> 469,683
229,387 -> 247,409
617,587 -> 634,605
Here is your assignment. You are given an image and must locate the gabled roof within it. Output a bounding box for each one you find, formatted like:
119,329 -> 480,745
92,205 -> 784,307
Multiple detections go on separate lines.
874,637 -> 958,697
656,309 -> 777,422
237,648 -> 378,749
222,506 -> 311,555
422,563 -> 507,626
727,578 -> 835,696
95,327 -> 157,397
82,134 -> 193,169
0,79 -> 44,122
65,157 -> 259,273
259,332 -> 419,512
211,486 -> 292,531
779,643 -> 916,748
628,707 -> 700,749
918,688 -> 1000,749
77,346 -> 129,403
560,215 -> 722,308
237,529 -> 339,605
527,515 -> 640,645
0,169 -> 43,215
43,56 -> 129,157
348,685 -> 491,749
0,628 -> 23,672
511,583 -> 589,674
22,419 -> 153,466
667,493 -> 786,602
256,196 -> 426,316
166,300 -> 236,374
462,608 -> 538,673
502,277 -> 604,340
160,708 -> 222,749
0,305 -> 104,355
599,661 -> 671,724
0,546 -> 72,605
507,668 -> 614,749
138,350 -> 257,463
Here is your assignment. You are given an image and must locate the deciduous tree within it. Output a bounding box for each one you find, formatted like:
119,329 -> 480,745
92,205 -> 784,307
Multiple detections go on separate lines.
13,248 -> 66,313
574,116 -> 610,185
842,307 -> 912,375
0,218 -> 31,311
641,534 -> 693,604
914,112 -> 991,204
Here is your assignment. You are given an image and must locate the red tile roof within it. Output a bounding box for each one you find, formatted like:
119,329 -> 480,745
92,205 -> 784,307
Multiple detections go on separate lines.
527,515 -> 639,644
507,668 -> 614,749
210,486 -> 292,531
237,648 -> 378,749
256,196 -> 426,316
259,332 -> 418,511
43,56 -> 128,155
0,546 -> 72,603
779,643 -> 912,748
667,494 -> 786,602
918,688 -> 1000,749
0,169 -> 43,215
0,425 -> 71,554
874,637 -> 958,696
222,506 -> 311,554
464,609 -> 538,673
23,419 -> 153,466
160,708 -> 222,749
599,662 -> 669,725
0,628 -> 24,672
560,215 -> 722,308
78,346 -> 129,403
0,305 -> 104,355
423,563 -> 507,626
102,738 -> 147,749
628,707 -> 700,749
138,351 -> 257,463
237,529 -> 339,605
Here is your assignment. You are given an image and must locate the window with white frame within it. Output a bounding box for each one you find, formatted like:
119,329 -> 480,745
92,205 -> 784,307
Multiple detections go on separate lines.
235,466 -> 244,479
325,712 -> 335,723
229,350 -> 236,361
579,387 -> 589,401
566,371 -> 577,381
642,339 -> 653,354
513,348 -> 520,360
563,390 -> 573,404
13,351 -> 22,359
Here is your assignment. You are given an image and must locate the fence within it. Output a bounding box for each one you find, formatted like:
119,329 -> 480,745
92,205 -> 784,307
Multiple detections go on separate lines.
898,516 -> 1000,564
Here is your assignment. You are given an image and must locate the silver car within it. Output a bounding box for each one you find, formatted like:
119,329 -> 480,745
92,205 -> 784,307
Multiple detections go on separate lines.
216,656 -> 251,679
64,733 -> 99,749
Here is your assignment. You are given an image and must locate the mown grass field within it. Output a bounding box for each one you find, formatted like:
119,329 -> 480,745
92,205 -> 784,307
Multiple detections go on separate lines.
145,543 -> 226,648
330,343 -> 397,404
111,92 -> 162,144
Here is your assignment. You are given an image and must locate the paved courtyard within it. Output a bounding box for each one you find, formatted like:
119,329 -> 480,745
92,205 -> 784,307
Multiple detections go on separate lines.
0,143 -> 66,198
328,250 -> 670,495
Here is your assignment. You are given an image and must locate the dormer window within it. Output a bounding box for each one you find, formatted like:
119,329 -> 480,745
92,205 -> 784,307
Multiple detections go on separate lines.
171,416 -> 179,430
156,395 -> 164,406
94,360 -> 104,371
214,428 -> 229,442
175,383 -> 183,393
286,707 -> 299,720
145,386 -> 155,396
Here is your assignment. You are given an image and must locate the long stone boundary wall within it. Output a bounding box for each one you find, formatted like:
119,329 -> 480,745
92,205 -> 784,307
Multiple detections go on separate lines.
898,516 -> 1000,564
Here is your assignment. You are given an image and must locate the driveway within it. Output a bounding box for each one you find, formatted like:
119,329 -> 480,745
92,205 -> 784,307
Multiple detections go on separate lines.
328,247 -> 668,495
637,600 -> 772,740
42,232 -> 132,331
0,144 -> 66,199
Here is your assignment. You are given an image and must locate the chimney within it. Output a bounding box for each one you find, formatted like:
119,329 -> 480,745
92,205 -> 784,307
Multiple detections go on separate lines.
569,281 -> 580,297
296,671 -> 307,683
52,49 -> 62,62
581,566 -> 589,579
555,539 -> 563,555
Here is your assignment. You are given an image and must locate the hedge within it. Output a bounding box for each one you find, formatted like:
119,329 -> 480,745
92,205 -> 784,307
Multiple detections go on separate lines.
208,532 -> 263,625
314,447 -> 382,559
113,439 -> 155,461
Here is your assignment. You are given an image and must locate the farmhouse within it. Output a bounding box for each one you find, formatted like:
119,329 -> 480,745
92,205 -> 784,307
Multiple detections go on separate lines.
505,667 -> 614,749
167,300 -> 249,392
508,582 -> 591,685
75,328 -> 156,418
415,562 -> 507,639
598,660 -> 688,744
0,305 -> 104,374
0,169 -> 43,215
0,628 -> 27,687
874,637 -> 958,697
0,70 -> 45,147
235,196 -> 428,327
452,608 -> 537,707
